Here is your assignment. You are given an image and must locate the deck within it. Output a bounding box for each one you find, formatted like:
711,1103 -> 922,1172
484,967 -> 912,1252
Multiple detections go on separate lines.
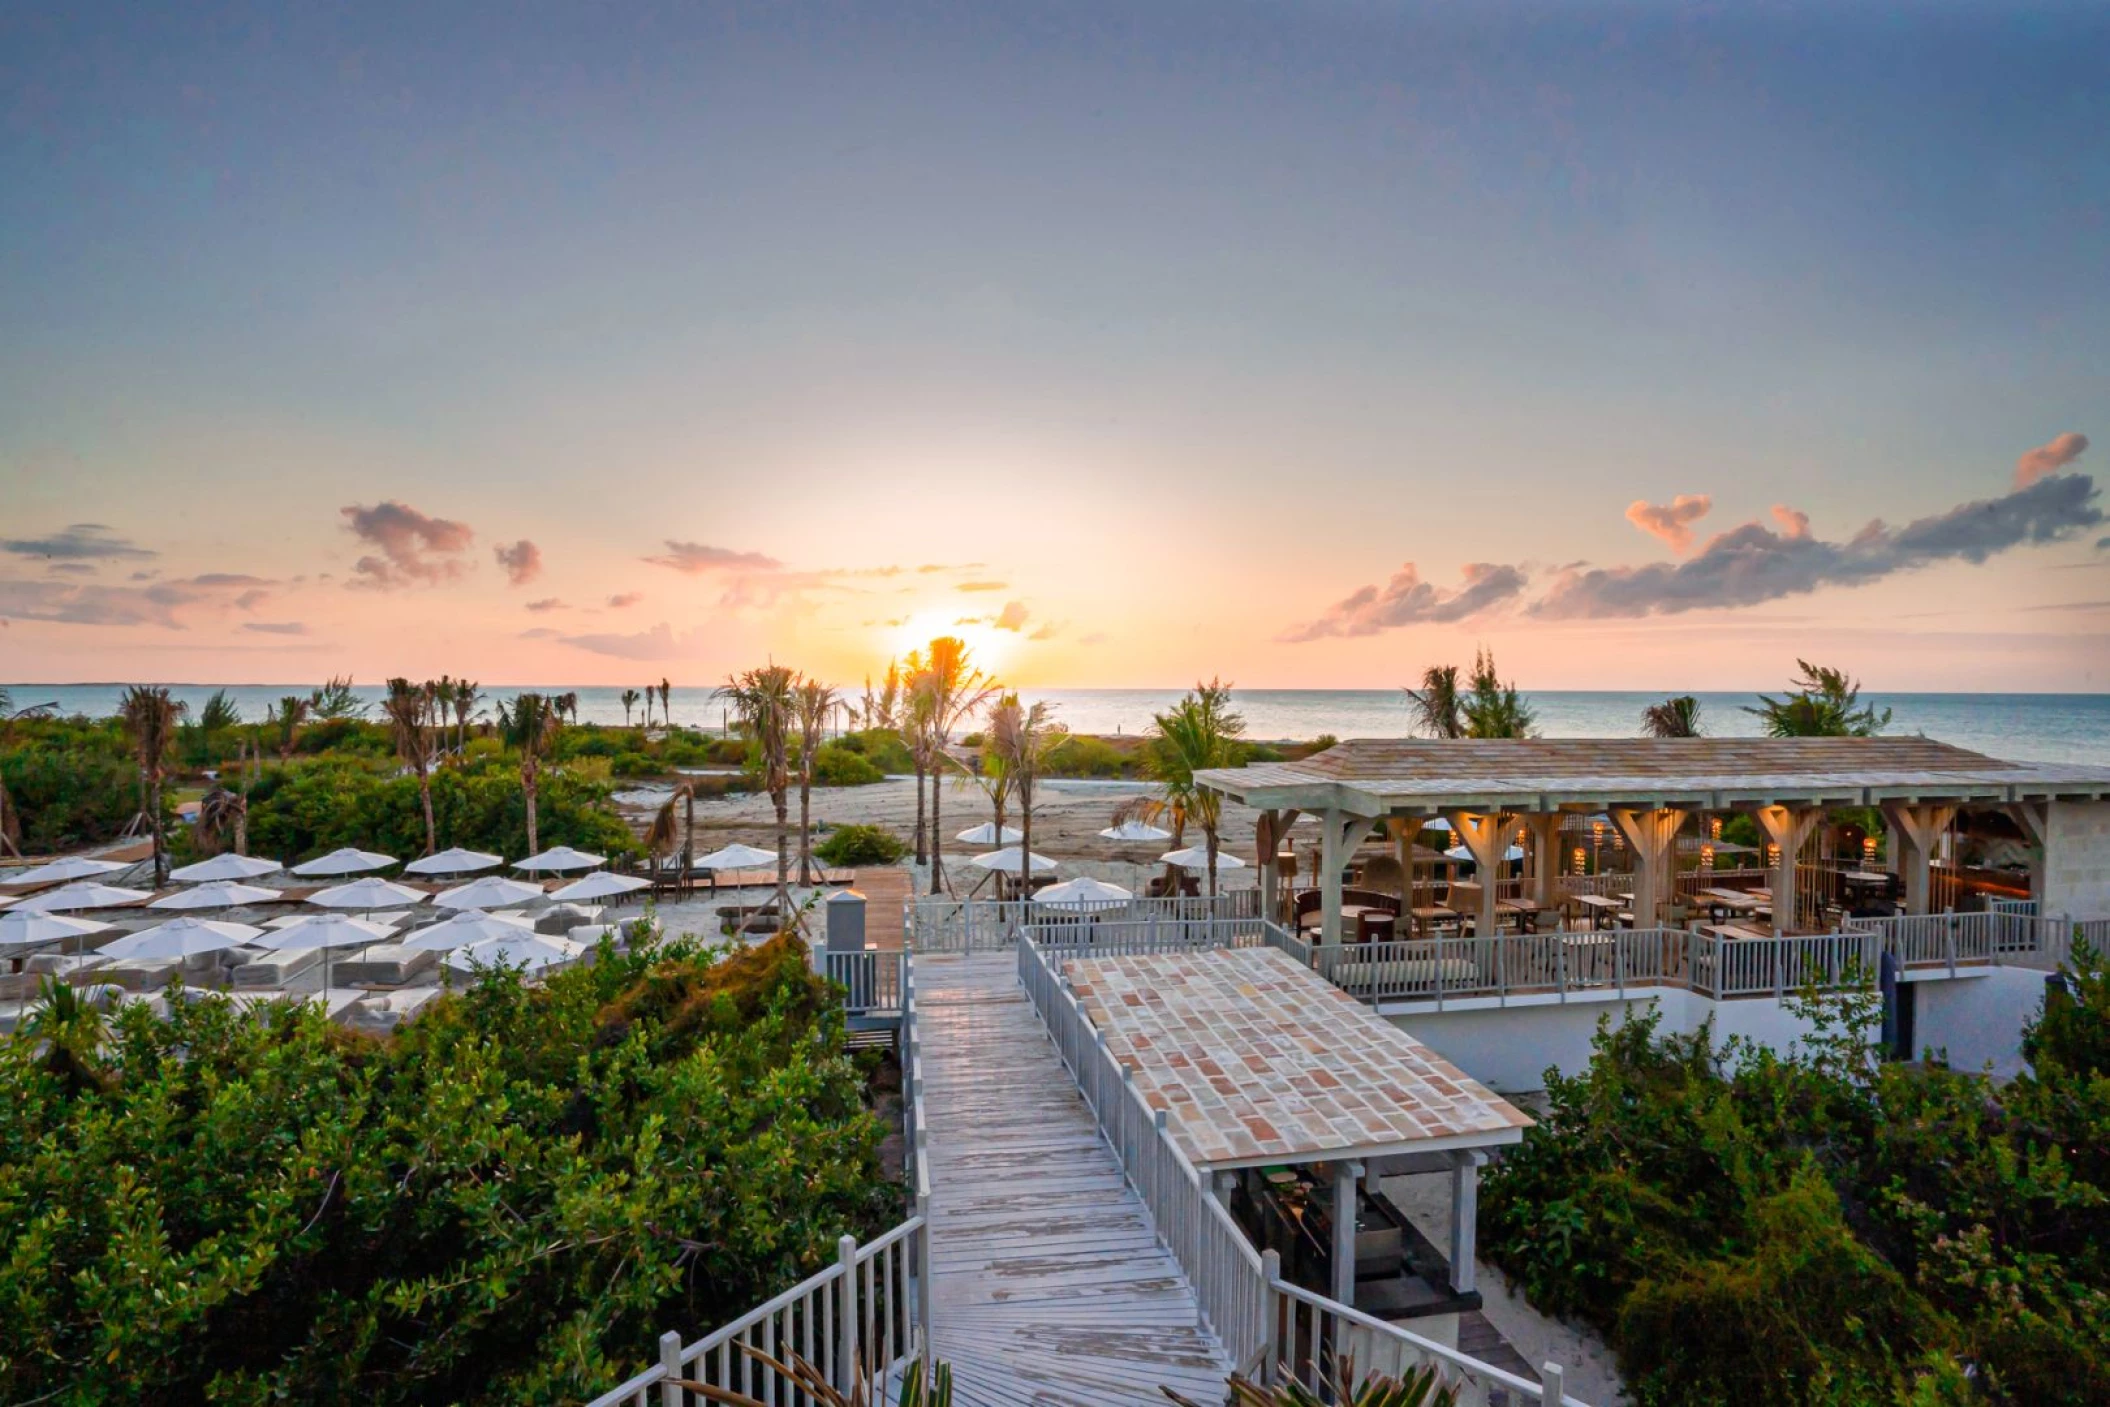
916,953 -> 1229,1405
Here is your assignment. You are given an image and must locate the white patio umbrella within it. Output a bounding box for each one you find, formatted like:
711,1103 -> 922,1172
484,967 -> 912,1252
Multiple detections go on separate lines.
169,853 -> 282,883
307,877 -> 427,911
150,880 -> 280,910
290,847 -> 398,878
435,876 -> 548,910
6,855 -> 130,885
399,909 -> 536,952
694,843 -> 779,871
0,910 -> 110,953
513,846 -> 605,874
254,914 -> 393,991
1096,821 -> 1173,843
549,871 -> 651,904
971,847 -> 1058,875
956,822 -> 1023,846
1034,876 -> 1133,908
100,916 -> 262,961
402,847 -> 503,877
15,882 -> 153,912
1159,846 -> 1246,871
446,931 -> 579,976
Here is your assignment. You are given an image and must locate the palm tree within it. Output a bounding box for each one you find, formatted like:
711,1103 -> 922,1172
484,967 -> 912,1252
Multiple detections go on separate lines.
308,675 -> 366,721
639,683 -> 653,729
383,678 -> 440,855
658,678 -> 673,729
794,679 -> 839,884
621,688 -> 641,727
271,695 -> 310,764
984,693 -> 1067,901
1461,648 -> 1535,738
921,636 -> 999,897
719,666 -> 800,913
23,978 -> 110,1097
496,692 -> 562,855
119,685 -> 185,886
451,680 -> 482,755
1747,660 -> 1891,737
1404,665 -> 1466,739
195,784 -> 249,857
1641,695 -> 1704,738
0,690 -> 57,858
1139,680 -> 1244,895
897,650 -> 932,866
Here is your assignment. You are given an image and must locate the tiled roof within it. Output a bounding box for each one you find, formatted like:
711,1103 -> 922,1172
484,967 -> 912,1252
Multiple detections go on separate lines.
1064,945 -> 1531,1169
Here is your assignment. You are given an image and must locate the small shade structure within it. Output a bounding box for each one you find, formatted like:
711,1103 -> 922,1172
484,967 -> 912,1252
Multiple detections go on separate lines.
694,843 -> 780,871
514,846 -> 605,874
168,853 -> 282,883
1097,821 -> 1173,843
290,847 -> 398,878
6,855 -> 130,885
399,909 -> 536,952
254,914 -> 392,991
1034,876 -> 1133,909
956,822 -> 1023,846
0,910 -> 110,955
15,882 -> 153,912
549,871 -> 650,904
307,877 -> 427,911
445,931 -> 579,977
1159,846 -> 1246,872
100,916 -> 261,961
402,847 -> 504,877
971,847 -> 1058,875
150,880 -> 280,910
435,876 -> 548,911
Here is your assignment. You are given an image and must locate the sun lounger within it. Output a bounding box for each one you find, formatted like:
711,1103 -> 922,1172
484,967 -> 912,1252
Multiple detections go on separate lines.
533,903 -> 602,936
92,958 -> 186,992
232,946 -> 322,987
340,986 -> 443,1036
332,944 -> 438,987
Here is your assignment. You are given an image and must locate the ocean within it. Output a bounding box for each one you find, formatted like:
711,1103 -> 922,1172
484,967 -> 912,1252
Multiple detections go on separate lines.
9,684 -> 2110,768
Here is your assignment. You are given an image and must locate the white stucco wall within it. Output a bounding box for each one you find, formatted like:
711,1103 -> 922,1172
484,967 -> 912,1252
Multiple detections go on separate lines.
2043,800 -> 2110,919
1911,967 -> 2052,1079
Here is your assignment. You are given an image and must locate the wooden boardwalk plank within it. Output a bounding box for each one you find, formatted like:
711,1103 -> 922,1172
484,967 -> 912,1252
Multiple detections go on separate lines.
918,953 -> 1229,1405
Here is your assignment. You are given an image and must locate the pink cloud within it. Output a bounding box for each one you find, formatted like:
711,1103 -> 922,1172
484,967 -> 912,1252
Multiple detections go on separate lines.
642,540 -> 781,573
1279,562 -> 1528,641
1624,494 -> 1713,552
2016,432 -> 2089,488
607,592 -> 643,608
1771,505 -> 1811,540
494,539 -> 542,586
341,501 -> 474,589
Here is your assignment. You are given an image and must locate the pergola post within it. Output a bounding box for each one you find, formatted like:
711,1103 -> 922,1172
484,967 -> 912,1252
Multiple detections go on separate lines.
1449,1150 -> 1485,1295
1881,802 -> 1958,916
1608,807 -> 1686,927
2006,802 -> 2048,908
1525,813 -> 1563,911
1257,809 -> 1281,928
1318,810 -> 1366,946
1444,809 -> 1512,940
1388,817 -> 1424,937
1332,1160 -> 1364,1305
1754,804 -> 1824,934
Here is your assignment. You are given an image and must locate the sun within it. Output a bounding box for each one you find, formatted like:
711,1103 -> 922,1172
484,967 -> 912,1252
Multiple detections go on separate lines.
887,606 -> 1017,674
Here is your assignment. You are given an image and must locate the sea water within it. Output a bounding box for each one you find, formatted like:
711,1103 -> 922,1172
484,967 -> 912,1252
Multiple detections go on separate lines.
10,684 -> 2110,767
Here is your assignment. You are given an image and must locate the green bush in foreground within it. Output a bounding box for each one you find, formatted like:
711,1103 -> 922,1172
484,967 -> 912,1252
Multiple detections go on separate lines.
1484,948 -> 2110,1406
0,932 -> 894,1404
815,823 -> 909,867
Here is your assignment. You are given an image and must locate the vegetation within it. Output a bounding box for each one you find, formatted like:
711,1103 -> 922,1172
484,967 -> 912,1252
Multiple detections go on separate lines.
1405,650 -> 1535,739
917,638 -> 998,897
1750,660 -> 1892,738
118,684 -> 184,885
814,824 -> 910,868
981,692 -> 1067,891
1641,694 -> 1704,738
495,691 -> 562,854
1166,1359 -> 1458,1406
719,664 -> 800,910
1483,951 -> 2110,1405
795,679 -> 840,884
0,930 -> 895,1404
1127,680 -> 1246,894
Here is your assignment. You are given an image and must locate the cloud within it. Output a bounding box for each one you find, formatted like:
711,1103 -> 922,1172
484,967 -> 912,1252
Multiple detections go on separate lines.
1279,562 -> 1530,641
1078,631 -> 1108,645
957,581 -> 1008,593
0,572 -> 272,629
519,627 -> 561,640
1625,494 -> 1713,552
1531,473 -> 2103,619
642,541 -> 781,574
1028,622 -> 1063,641
994,600 -> 1030,631
493,539 -> 542,586
557,623 -> 685,660
1771,505 -> 1811,539
2017,432 -> 2089,488
1,524 -> 156,561
607,592 -> 643,608
526,597 -> 567,613
243,621 -> 309,635
47,562 -> 96,576
341,501 -> 474,589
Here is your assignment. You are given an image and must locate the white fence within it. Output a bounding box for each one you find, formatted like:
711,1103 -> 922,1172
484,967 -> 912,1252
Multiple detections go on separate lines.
910,890 -> 1260,952
1015,934 -> 1583,1404
821,948 -> 906,1016
585,960 -> 930,1407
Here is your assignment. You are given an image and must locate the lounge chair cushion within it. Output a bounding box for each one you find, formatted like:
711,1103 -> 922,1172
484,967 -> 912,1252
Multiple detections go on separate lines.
332,944 -> 438,987
232,946 -> 322,987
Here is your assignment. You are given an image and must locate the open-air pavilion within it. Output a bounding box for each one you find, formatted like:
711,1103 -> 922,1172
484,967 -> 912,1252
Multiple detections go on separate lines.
1196,737 -> 2110,948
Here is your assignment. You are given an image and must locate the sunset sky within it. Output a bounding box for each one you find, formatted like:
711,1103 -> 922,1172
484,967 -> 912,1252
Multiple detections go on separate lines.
4,1 -> 2106,692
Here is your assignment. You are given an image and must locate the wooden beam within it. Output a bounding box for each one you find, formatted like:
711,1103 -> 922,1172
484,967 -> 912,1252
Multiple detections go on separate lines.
1753,804 -> 1824,934
1608,806 -> 1686,927
1318,810 -> 1365,946
1881,802 -> 1957,916
1524,813 -> 1563,910
1444,808 -> 1513,940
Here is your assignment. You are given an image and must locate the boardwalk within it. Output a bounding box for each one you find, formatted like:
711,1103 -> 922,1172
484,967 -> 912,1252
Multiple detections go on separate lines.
917,954 -> 1229,1406
853,867 -> 911,951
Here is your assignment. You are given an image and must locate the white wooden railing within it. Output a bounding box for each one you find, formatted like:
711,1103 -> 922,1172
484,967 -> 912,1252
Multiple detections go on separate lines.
1015,934 -> 1584,1404
821,948 -> 907,1016
584,960 -> 930,1407
910,890 -> 1260,952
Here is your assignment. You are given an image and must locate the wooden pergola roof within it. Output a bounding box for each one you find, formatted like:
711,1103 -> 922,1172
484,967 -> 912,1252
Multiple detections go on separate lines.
1195,736 -> 2110,817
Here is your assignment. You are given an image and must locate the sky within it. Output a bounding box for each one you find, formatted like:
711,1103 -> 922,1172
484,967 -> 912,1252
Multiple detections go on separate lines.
3,0 -> 2107,692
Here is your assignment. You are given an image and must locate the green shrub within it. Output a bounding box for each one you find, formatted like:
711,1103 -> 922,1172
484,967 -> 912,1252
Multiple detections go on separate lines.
0,933 -> 894,1403
813,824 -> 908,867
811,744 -> 885,787
1046,734 -> 1134,778
244,759 -> 638,863
835,729 -> 913,774
611,751 -> 663,779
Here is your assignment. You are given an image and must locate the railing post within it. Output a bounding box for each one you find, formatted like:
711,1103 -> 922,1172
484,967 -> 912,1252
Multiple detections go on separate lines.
1540,1361 -> 1566,1404
915,1191 -> 933,1361
1944,906 -> 1957,978
1260,1248 -> 1282,1386
658,1329 -> 683,1407
1774,938 -> 1785,1000
837,1234 -> 859,1393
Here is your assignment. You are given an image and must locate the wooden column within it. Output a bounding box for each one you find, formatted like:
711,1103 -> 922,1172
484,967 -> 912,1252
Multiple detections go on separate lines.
2008,802 -> 2049,908
1256,810 -> 1281,927
1754,804 -> 1824,935
1608,807 -> 1687,927
1444,809 -> 1513,940
1388,817 -> 1424,938
1318,810 -> 1366,946
1525,813 -> 1563,910
1881,802 -> 1958,916
1449,1150 -> 1485,1296
1332,1160 -> 1364,1305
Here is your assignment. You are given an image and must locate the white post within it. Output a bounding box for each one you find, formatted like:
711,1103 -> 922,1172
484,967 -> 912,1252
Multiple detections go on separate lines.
658,1329 -> 683,1407
1260,1248 -> 1283,1385
1541,1361 -> 1567,1404
915,1191 -> 933,1358
1449,1150 -> 1483,1295
1320,809 -> 1346,947
837,1234 -> 860,1393
1332,1161 -> 1362,1305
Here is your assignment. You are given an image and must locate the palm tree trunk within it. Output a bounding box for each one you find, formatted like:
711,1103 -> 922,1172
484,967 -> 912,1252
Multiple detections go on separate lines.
1205,828 -> 1219,897
683,788 -> 695,882
912,760 -> 928,866
774,788 -> 790,914
234,805 -> 248,857
418,772 -> 436,855
1019,776 -> 1032,911
798,773 -> 814,885
524,767 -> 539,854
148,772 -> 166,886
929,769 -> 945,896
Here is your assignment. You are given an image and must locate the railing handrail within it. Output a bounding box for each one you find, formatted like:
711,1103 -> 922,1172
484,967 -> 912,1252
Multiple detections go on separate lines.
1270,1279 -> 1583,1405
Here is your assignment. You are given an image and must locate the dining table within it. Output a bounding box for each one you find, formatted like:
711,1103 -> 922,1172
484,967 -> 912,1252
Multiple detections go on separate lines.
1573,893 -> 1623,930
